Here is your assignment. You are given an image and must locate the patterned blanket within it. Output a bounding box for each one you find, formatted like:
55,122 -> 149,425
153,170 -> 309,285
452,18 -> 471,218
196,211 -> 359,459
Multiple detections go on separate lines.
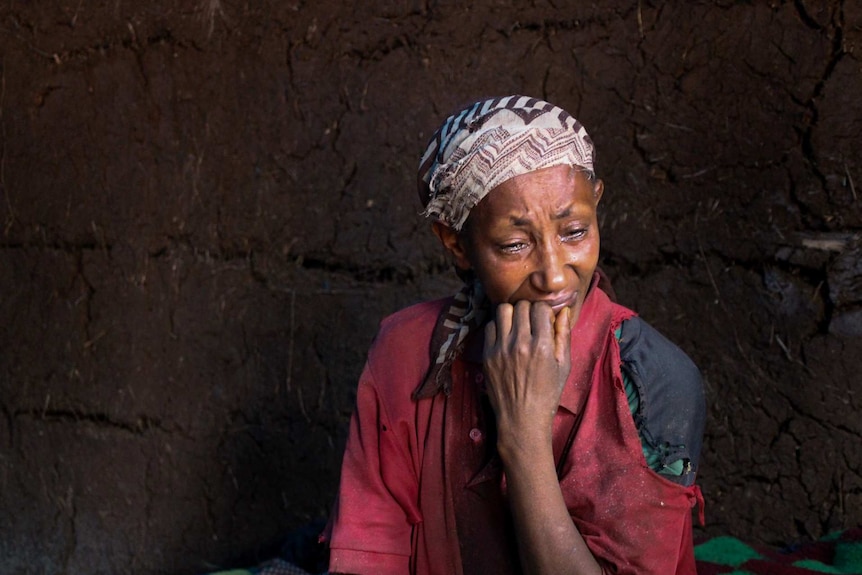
208,527 -> 862,575
694,528 -> 862,574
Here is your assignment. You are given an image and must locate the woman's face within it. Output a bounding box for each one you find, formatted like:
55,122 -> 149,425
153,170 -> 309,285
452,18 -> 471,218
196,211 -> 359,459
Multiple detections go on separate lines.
438,164 -> 603,323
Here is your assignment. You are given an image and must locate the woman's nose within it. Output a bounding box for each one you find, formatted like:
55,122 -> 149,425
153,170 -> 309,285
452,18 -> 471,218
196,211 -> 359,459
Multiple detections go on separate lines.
531,242 -> 568,293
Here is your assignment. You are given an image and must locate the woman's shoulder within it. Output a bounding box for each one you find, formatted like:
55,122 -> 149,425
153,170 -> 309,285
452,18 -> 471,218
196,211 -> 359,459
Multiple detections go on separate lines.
618,316 -> 702,390
364,297 -> 451,386
375,297 -> 450,347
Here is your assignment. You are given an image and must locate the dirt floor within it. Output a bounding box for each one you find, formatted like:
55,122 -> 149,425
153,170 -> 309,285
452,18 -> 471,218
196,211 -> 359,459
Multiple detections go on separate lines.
1,1 -> 860,573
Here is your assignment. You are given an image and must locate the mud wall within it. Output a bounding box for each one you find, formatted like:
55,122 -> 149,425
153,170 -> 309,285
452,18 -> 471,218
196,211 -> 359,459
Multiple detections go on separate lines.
1,1 -> 860,574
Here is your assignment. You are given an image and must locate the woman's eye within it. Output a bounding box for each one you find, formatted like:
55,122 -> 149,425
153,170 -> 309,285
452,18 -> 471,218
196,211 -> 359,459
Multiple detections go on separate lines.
562,228 -> 587,241
499,241 -> 527,254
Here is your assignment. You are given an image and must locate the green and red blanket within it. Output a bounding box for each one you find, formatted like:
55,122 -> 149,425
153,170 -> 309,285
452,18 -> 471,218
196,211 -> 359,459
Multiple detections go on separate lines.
694,528 -> 862,574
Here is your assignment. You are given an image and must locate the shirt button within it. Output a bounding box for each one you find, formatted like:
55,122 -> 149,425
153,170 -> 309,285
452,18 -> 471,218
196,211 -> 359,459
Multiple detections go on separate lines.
469,428 -> 483,442
475,373 -> 484,383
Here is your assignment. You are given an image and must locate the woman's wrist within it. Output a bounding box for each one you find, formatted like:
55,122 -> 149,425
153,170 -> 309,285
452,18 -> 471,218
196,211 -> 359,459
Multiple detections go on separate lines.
495,425 -> 555,469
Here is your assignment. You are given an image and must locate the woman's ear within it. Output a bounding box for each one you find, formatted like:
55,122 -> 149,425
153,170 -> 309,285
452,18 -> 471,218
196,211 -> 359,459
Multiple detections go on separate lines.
432,221 -> 472,271
593,179 -> 605,206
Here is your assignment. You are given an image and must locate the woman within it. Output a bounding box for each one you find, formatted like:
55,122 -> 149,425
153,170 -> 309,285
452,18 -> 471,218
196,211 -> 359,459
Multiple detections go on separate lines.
323,96 -> 705,575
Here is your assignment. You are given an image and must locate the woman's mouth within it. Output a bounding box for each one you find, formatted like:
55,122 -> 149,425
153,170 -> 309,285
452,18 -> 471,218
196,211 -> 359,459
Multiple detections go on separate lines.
541,294 -> 578,313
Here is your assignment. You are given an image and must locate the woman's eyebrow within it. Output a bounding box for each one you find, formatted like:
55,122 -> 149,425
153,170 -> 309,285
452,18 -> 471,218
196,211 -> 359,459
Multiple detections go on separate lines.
506,205 -> 588,226
554,204 -> 595,220
508,215 -> 531,227
553,206 -> 573,220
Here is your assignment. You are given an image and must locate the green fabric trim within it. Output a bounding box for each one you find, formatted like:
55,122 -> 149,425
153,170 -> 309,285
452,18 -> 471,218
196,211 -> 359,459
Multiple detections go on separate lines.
694,536 -> 763,567
661,458 -> 685,476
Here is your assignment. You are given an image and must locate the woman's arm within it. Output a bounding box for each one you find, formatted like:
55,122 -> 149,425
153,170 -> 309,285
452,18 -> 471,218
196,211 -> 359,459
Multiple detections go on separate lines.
326,374 -> 415,575
483,300 -> 605,575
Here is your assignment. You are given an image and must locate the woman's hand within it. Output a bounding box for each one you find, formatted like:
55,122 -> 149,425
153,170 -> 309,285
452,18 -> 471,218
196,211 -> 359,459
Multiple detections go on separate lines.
483,300 -> 572,460
483,301 -> 604,574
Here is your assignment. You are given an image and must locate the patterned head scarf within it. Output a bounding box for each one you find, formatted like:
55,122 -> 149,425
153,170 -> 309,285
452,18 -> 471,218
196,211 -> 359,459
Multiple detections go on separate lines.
418,95 -> 595,231
413,95 -> 597,399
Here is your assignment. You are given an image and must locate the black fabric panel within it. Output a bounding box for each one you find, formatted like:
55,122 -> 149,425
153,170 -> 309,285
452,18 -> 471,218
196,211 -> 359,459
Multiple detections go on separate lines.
619,317 -> 706,487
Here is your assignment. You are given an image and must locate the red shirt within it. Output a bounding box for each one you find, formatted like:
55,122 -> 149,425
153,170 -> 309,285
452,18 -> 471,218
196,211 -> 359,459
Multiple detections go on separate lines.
325,287 -> 703,574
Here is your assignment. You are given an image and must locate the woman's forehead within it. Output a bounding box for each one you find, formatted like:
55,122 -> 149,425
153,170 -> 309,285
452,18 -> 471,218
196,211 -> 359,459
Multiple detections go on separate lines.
470,166 -> 596,224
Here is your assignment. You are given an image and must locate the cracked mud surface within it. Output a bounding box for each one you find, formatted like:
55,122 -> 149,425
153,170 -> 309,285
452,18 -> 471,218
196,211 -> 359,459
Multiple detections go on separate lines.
1,1 -> 861,574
